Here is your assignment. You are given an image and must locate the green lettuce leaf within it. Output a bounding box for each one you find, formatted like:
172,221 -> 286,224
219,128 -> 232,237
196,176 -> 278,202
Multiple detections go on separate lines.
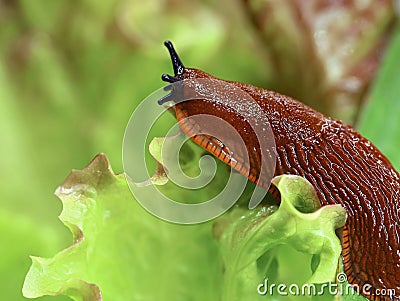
215,174 -> 347,301
24,152 -> 359,301
23,154 -> 223,301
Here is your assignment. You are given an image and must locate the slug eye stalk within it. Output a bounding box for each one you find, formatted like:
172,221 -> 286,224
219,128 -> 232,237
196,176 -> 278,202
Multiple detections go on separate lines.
163,40 -> 185,78
159,41 -> 185,105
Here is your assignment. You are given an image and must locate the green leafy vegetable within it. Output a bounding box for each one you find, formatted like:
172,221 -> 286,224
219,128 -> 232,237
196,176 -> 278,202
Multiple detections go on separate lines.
23,154 -> 223,301
24,153 -> 358,301
216,175 -> 347,301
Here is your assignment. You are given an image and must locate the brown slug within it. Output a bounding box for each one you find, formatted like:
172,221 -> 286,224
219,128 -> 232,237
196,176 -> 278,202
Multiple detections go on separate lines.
159,41 -> 399,301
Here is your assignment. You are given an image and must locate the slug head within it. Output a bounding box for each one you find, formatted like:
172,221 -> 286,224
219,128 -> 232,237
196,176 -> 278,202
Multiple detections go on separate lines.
159,41 -> 276,189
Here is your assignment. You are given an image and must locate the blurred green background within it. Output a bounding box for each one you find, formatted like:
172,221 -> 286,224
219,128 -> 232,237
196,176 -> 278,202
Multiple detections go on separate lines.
0,1 -> 398,300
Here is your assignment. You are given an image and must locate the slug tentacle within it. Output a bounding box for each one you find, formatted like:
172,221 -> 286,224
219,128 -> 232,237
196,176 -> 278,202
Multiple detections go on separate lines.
159,41 -> 186,105
161,74 -> 181,83
164,40 -> 185,76
157,92 -> 176,105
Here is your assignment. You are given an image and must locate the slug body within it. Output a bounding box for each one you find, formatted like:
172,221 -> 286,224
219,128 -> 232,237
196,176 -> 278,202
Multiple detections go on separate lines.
160,41 -> 400,301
